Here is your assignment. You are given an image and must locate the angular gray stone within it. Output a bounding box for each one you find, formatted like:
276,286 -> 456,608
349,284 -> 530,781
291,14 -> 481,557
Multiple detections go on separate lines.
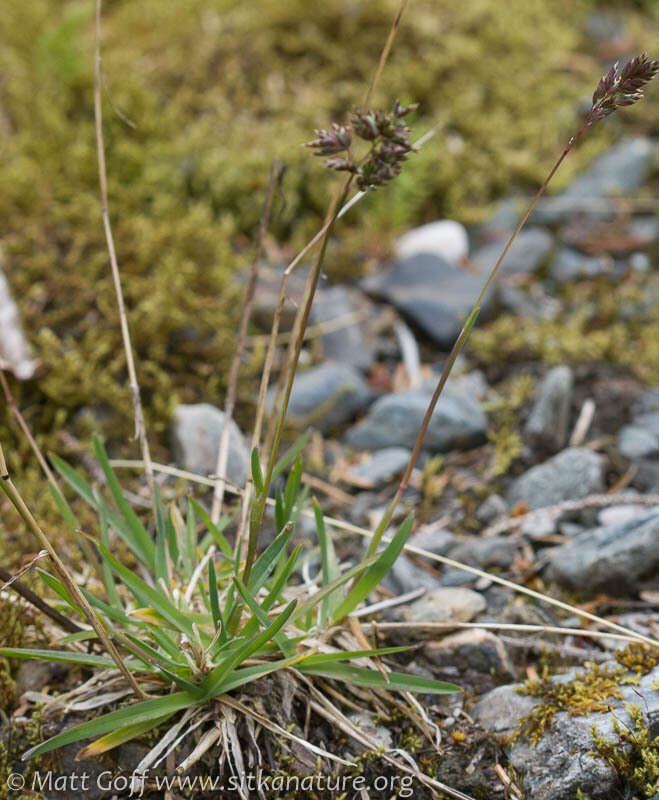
471,227 -> 553,278
344,383 -> 487,452
268,362 -> 372,434
425,629 -> 515,677
617,411 -> 659,459
550,247 -> 611,282
507,447 -> 604,511
346,447 -> 411,488
473,664 -> 659,800
545,504 -> 659,594
524,365 -> 574,452
402,587 -> 486,624
395,219 -> 469,263
535,138 -> 655,224
448,535 -> 520,570
171,403 -> 249,484
309,285 -> 376,371
360,253 -> 493,348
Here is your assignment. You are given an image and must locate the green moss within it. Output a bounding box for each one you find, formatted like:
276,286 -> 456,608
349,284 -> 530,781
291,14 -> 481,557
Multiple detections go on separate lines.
589,702 -> 659,798
482,373 -> 534,478
0,710 -> 45,800
469,276 -> 659,384
512,662 -> 640,746
615,643 -> 659,677
1,0 -> 628,540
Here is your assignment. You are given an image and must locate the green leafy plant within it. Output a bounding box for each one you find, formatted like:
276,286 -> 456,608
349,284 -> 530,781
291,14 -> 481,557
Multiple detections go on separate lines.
0,2 -> 657,789
0,436 -> 459,761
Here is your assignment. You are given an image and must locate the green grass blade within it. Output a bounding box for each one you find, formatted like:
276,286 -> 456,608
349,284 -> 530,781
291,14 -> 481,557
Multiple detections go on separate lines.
297,647 -> 410,666
331,515 -> 414,623
76,713 -> 174,759
297,663 -> 461,694
96,542 -> 194,638
98,502 -> 122,608
154,485 -> 169,586
207,559 -> 222,633
190,499 -> 234,560
271,431 -> 311,482
232,577 -> 295,657
251,447 -> 264,494
184,501 -> 196,575
239,545 -> 302,641
0,648 -> 144,671
289,554 -> 378,625
247,523 -> 293,594
283,457 -> 303,519
198,599 -> 297,700
93,437 -> 155,569
38,570 -> 83,616
313,497 -> 340,625
49,453 -> 97,507
22,692 -> 197,761
211,654 -> 302,694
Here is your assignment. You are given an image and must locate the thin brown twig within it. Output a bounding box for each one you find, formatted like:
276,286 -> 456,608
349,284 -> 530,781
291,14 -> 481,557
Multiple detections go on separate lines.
94,0 -> 154,500
210,160 -> 282,524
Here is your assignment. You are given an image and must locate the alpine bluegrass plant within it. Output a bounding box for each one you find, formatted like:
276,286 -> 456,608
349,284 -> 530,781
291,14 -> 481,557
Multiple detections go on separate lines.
0,16 -> 656,786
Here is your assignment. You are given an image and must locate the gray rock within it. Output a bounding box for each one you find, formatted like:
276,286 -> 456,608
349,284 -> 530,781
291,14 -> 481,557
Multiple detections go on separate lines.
549,247 -> 611,282
507,447 -> 604,511
471,227 -> 553,278
535,138 -> 656,224
617,411 -> 659,459
346,447 -> 411,488
347,711 -> 393,751
425,629 -> 515,677
171,403 -> 249,484
633,387 -> 659,415
309,286 -> 376,371
473,664 -> 659,800
498,284 -> 561,321
629,251 -> 651,272
633,459 -> 659,492
268,362 -> 372,434
597,503 -> 645,527
545,505 -> 659,594
383,526 -> 456,595
524,366 -> 574,452
395,219 -> 469,263
344,383 -> 487,452
520,511 -> 557,540
476,493 -> 508,524
402,587 -> 486,623
361,253 -> 493,348
448,535 -> 520,570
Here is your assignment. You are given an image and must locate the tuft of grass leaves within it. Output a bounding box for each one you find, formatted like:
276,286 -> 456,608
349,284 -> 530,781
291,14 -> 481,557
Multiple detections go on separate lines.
0,436 -> 458,761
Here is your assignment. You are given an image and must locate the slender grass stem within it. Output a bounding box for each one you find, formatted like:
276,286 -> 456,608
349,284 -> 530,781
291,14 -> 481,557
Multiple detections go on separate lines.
365,123 -> 591,560
94,0 -> 154,500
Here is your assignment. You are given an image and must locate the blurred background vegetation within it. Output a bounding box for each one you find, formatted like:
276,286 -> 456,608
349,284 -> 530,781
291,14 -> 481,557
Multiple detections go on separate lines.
0,0 -> 657,556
